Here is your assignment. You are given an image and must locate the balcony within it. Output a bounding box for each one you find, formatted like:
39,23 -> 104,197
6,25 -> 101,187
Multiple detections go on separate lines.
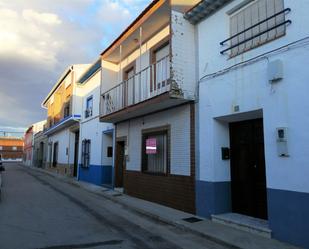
44,115 -> 81,136
100,55 -> 187,123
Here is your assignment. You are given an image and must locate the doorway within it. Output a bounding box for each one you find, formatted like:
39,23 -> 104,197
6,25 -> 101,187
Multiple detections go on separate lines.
229,118 -> 268,220
73,131 -> 79,177
115,141 -> 125,188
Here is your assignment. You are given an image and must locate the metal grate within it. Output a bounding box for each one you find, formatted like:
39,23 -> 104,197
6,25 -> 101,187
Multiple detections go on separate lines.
182,217 -> 203,223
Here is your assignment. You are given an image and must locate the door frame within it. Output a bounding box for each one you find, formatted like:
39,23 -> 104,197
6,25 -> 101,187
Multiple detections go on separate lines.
229,118 -> 268,219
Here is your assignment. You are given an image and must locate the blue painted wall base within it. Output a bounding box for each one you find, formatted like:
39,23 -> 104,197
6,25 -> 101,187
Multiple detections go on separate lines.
268,188 -> 309,249
196,181 -> 309,248
78,165 -> 112,186
196,180 -> 231,218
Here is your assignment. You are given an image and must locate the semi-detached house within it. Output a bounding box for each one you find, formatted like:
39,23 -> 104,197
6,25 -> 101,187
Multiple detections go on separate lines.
42,64 -> 89,177
185,0 -> 309,248
99,0 -> 200,213
76,60 -> 114,186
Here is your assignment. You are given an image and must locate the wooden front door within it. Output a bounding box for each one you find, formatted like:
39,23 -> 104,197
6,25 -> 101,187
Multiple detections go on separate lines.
115,141 -> 125,187
229,118 -> 268,219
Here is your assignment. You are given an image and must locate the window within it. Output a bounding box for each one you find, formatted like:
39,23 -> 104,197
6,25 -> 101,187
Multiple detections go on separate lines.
53,142 -> 58,167
107,146 -> 113,157
0,146 -> 2,150
81,139 -> 91,168
64,102 -> 70,118
151,41 -> 170,92
142,129 -> 168,174
12,146 -> 17,151
229,0 -> 285,56
85,96 -> 93,118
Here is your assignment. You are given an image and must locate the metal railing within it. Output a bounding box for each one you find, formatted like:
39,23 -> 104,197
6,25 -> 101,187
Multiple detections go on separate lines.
101,55 -> 170,116
220,8 -> 291,55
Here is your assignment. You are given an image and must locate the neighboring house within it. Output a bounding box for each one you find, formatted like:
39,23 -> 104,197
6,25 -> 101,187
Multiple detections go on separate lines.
23,126 -> 33,166
76,60 -> 114,186
0,137 -> 23,162
185,0 -> 309,248
99,0 -> 199,213
23,121 -> 45,166
33,130 -> 48,168
42,64 -> 90,177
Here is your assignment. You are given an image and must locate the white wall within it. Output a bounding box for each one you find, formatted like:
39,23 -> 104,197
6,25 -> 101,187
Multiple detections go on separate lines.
116,104 -> 191,176
171,10 -> 197,100
79,118 -> 112,166
72,64 -> 91,116
197,0 -> 309,194
78,69 -> 114,166
48,128 -> 75,165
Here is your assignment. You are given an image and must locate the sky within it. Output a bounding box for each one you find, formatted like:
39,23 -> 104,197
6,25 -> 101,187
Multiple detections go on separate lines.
0,0 -> 151,131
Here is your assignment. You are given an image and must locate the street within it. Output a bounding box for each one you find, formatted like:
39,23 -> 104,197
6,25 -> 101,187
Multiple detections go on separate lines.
0,163 -> 230,249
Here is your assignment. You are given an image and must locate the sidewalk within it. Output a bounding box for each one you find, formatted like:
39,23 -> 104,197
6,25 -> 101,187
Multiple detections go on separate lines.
27,165 -> 301,249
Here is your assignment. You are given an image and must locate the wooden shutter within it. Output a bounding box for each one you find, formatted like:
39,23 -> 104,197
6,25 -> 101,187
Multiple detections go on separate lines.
229,0 -> 285,56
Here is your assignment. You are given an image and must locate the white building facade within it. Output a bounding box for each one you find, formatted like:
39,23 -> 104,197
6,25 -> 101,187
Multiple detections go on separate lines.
99,0 -> 199,213
76,60 -> 114,186
185,0 -> 309,247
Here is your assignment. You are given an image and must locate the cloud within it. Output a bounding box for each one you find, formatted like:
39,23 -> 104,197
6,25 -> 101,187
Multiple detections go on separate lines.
0,0 -> 151,128
22,9 -> 61,25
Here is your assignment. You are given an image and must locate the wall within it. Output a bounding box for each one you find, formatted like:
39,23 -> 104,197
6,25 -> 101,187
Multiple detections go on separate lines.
116,104 -> 195,213
196,1 -> 309,247
171,10 -> 197,100
117,103 -> 195,213
47,128 -> 75,165
77,68 -> 114,185
117,104 -> 191,175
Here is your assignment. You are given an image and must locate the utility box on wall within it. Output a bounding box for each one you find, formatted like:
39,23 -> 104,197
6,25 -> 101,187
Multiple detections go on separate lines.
268,60 -> 283,83
276,127 -> 289,157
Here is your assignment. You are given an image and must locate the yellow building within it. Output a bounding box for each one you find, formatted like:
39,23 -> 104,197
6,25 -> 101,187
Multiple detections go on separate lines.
42,64 -> 90,177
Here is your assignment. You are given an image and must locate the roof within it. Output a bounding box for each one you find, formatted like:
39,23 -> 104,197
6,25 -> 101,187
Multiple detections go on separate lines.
100,0 -> 161,57
77,59 -> 101,84
184,0 -> 232,24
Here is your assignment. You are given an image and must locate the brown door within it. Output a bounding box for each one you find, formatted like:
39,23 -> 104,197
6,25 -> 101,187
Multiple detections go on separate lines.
229,118 -> 268,219
115,141 -> 125,187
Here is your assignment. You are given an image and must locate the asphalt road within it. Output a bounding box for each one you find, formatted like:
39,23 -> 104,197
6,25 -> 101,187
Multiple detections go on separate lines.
0,163 -> 230,249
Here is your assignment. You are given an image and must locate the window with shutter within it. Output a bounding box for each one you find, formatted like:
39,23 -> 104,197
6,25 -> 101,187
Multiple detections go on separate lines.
81,139 -> 91,168
229,0 -> 286,56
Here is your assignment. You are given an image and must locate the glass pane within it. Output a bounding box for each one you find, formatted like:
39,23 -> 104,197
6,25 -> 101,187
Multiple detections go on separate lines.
146,133 -> 167,173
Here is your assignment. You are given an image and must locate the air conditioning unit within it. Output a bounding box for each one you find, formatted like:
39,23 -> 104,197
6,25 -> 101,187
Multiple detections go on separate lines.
85,108 -> 93,118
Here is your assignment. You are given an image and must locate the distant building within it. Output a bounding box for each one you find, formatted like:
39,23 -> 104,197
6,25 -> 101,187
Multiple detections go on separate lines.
23,121 -> 46,166
33,131 -> 48,168
0,137 -> 24,162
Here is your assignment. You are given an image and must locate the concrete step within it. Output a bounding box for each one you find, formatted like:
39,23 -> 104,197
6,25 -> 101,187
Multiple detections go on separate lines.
211,213 -> 272,238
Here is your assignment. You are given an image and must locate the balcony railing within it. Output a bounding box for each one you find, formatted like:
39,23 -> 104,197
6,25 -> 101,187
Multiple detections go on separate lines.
101,55 -> 170,116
